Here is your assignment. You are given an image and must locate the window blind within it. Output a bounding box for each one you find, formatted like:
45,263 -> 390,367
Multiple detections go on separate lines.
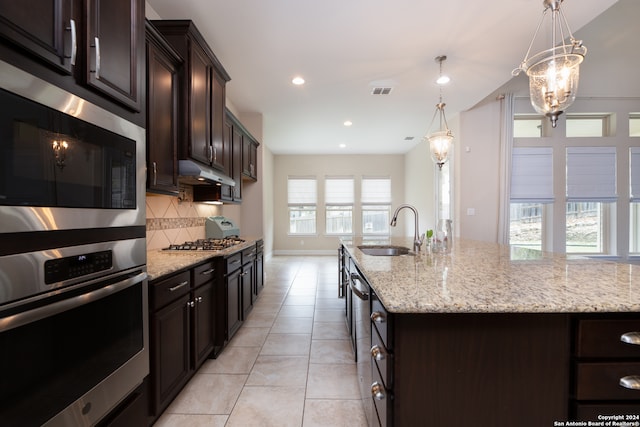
288,177 -> 317,205
510,147 -> 554,202
325,177 -> 354,205
362,177 -> 391,205
566,147 -> 617,202
631,147 -> 640,202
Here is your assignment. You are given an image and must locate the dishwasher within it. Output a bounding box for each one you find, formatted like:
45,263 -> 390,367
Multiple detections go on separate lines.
350,268 -> 374,426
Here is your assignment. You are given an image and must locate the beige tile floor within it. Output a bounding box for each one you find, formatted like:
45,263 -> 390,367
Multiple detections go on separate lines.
154,255 -> 368,427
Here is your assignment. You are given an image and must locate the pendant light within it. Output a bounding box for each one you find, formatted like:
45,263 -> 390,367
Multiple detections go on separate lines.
512,0 -> 586,128
426,55 -> 453,169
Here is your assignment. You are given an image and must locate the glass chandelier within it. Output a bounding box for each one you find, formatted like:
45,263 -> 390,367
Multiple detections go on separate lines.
426,55 -> 453,169
513,0 -> 586,128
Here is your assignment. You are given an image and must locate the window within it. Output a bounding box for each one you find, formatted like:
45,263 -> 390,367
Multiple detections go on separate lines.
565,147 -> 617,254
566,114 -> 610,137
513,116 -> 543,138
325,177 -> 354,235
631,114 -> 640,137
631,147 -> 640,254
509,147 -> 553,250
362,177 -> 391,235
288,177 -> 317,234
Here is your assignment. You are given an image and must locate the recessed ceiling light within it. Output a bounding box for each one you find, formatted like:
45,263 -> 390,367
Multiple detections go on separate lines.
343,120 -> 352,127
339,143 -> 346,148
292,76 -> 305,85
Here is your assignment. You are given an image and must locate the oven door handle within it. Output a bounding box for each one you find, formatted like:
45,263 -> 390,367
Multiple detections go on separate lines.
0,271 -> 147,333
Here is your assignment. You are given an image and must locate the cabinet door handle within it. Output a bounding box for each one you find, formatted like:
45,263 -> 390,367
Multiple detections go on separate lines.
152,162 -> 157,186
371,311 -> 386,324
68,19 -> 77,66
197,296 -> 203,303
200,268 -> 215,276
169,281 -> 189,292
621,332 -> 640,345
208,146 -> 213,163
371,382 -> 386,400
371,345 -> 386,361
187,300 -> 195,308
619,375 -> 640,390
94,37 -> 101,79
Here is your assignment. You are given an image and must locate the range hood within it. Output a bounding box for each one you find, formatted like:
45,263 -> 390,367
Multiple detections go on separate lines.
178,160 -> 235,187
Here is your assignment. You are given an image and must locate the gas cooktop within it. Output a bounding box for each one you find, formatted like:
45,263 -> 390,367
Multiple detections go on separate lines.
163,237 -> 245,251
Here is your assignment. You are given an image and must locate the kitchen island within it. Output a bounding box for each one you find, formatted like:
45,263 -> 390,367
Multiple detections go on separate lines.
341,237 -> 640,427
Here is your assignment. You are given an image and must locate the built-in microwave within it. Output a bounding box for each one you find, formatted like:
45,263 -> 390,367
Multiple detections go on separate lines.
0,59 -> 145,240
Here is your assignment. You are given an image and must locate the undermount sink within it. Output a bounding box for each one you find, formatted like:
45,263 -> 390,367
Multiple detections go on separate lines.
357,245 -> 413,256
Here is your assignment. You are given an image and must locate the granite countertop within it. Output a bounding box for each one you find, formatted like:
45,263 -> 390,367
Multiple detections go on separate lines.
146,237 -> 260,281
342,237 -> 640,314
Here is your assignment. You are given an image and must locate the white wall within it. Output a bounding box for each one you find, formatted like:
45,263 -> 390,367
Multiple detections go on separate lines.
403,140 -> 436,236
272,154 -> 405,254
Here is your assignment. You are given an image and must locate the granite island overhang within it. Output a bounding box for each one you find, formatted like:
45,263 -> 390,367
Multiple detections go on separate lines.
341,237 -> 640,314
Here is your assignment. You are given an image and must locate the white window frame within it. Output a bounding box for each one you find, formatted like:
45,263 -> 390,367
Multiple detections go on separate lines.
325,176 -> 354,236
361,177 -> 391,236
287,177 -> 317,235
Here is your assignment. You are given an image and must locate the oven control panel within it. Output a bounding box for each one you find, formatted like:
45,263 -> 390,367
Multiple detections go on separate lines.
44,250 -> 113,284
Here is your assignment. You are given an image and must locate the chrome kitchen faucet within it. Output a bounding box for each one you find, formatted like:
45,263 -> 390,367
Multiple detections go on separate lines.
390,204 -> 425,251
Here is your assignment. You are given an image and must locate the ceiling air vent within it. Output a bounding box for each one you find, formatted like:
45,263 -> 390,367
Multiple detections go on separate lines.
404,137 -> 414,141
371,87 -> 393,95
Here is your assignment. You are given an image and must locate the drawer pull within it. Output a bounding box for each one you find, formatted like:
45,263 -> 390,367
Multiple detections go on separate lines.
620,375 -> 640,390
371,382 -> 386,400
169,281 -> 189,292
621,332 -> 640,345
371,311 -> 386,324
371,345 -> 386,361
200,268 -> 215,276
230,259 -> 241,265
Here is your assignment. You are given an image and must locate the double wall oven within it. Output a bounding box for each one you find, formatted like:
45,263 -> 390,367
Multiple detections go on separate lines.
0,59 -> 148,426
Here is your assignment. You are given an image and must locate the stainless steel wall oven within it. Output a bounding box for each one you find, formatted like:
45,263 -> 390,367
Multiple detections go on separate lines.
0,59 -> 148,426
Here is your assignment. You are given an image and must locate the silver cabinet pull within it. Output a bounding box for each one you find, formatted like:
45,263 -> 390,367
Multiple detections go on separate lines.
169,281 -> 189,292
371,345 -> 386,361
152,161 -> 157,186
621,332 -> 640,345
371,382 -> 385,400
200,268 -> 215,276
197,296 -> 203,303
371,311 -> 386,324
208,146 -> 213,163
94,37 -> 101,79
187,301 -> 195,308
619,375 -> 640,390
68,19 -> 77,66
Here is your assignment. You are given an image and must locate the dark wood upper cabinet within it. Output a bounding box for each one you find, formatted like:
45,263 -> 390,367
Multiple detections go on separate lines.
85,0 -> 144,111
146,21 -> 182,195
242,135 -> 258,181
151,20 -> 231,172
0,0 -> 144,115
0,0 -> 74,73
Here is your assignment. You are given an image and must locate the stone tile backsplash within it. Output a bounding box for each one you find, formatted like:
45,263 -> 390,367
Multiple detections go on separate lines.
146,189 -> 221,251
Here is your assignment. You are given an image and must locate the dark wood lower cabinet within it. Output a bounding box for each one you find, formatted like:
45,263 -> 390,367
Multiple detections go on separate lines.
226,267 -> 242,339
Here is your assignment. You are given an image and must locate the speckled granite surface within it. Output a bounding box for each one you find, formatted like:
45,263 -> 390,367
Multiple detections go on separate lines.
342,237 -> 640,314
147,238 -> 260,281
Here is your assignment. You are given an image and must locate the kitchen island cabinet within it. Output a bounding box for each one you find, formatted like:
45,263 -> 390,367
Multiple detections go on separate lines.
340,238 -> 640,427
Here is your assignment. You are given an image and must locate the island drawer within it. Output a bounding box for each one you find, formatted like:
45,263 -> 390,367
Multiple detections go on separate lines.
577,319 -> 640,358
575,362 -> 640,400
150,271 -> 191,311
371,326 -> 391,389
371,295 -> 389,350
372,360 -> 390,427
192,261 -> 216,288
225,252 -> 242,273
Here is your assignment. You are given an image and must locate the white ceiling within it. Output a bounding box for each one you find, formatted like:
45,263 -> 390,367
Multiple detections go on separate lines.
146,0 -> 620,155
